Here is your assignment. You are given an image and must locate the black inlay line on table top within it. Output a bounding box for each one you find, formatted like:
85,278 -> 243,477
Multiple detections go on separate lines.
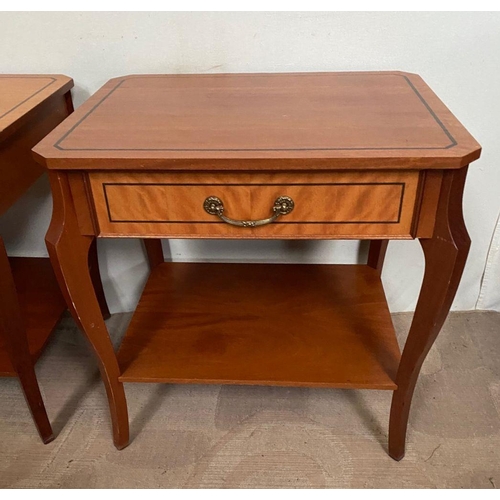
54,74 -> 457,152
0,77 -> 57,121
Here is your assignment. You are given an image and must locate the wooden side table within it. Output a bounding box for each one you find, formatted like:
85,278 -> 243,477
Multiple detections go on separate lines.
0,75 -> 109,443
33,72 -> 481,459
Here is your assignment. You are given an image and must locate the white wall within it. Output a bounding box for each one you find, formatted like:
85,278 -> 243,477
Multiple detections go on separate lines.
1,11 -> 499,314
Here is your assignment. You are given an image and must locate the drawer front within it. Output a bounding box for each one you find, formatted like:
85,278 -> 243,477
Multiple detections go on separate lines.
87,171 -> 421,239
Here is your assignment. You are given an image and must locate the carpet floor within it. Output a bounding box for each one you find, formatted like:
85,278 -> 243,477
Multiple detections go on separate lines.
1,310 -> 499,488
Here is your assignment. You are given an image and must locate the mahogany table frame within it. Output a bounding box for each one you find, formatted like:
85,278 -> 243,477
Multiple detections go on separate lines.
0,75 -> 109,443
33,72 -> 481,459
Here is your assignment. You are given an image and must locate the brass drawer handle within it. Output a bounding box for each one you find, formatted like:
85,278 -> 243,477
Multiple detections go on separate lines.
203,196 -> 294,227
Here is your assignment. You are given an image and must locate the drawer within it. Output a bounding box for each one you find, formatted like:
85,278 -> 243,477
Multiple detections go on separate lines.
86,171 -> 422,239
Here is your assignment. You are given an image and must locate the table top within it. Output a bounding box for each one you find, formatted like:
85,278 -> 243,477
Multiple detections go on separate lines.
33,71 -> 481,171
0,75 -> 73,143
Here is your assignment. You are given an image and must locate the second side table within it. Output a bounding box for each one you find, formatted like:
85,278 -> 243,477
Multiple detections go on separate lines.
0,74 -> 109,442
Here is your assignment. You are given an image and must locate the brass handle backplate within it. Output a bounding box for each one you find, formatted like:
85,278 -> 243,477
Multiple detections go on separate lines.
203,196 -> 294,227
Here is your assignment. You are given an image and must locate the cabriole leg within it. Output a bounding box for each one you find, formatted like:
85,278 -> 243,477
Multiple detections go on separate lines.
45,172 -> 129,449
389,167 -> 470,460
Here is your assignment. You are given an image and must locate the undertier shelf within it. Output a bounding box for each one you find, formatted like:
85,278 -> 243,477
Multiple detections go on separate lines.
0,258 -> 66,376
117,262 -> 401,389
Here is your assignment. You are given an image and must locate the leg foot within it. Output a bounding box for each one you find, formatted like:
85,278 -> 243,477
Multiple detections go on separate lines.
388,448 -> 405,462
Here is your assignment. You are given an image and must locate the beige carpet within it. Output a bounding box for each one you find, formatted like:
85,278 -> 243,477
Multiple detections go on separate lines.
0,311 -> 499,488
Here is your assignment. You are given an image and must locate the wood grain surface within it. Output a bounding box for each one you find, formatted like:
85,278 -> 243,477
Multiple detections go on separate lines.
32,72 -> 480,170
88,170 -> 420,239
117,262 -> 401,389
0,94 -> 72,215
0,75 -> 73,143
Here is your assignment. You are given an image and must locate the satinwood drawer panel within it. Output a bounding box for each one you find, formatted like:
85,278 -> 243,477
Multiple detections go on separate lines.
87,171 -> 421,239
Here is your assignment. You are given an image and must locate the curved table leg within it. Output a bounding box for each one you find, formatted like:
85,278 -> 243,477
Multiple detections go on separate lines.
388,167 -> 470,461
46,172 -> 129,449
0,238 -> 54,443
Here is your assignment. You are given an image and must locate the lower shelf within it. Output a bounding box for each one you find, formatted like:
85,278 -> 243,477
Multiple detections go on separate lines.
117,262 -> 401,390
0,257 -> 66,376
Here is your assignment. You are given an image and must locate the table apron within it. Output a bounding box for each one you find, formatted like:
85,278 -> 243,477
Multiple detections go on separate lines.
68,170 -> 442,240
